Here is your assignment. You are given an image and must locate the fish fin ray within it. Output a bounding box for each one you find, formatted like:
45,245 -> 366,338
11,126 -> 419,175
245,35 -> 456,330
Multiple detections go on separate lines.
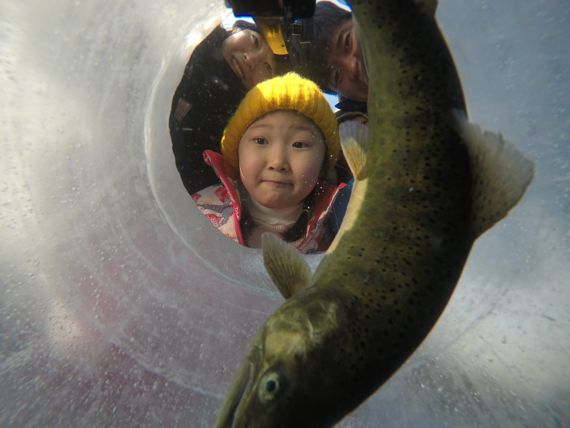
339,121 -> 369,180
455,112 -> 535,237
262,233 -> 311,299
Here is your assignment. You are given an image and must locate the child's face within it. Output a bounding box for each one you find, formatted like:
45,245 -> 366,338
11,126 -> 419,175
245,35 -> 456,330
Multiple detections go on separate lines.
324,19 -> 368,102
238,111 -> 326,210
222,29 -> 276,89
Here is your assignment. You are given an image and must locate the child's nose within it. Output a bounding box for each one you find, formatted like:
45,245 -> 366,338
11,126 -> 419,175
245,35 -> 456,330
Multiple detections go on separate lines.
267,148 -> 289,171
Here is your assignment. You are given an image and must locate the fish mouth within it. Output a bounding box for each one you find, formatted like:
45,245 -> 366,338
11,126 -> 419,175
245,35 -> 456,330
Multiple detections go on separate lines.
216,359 -> 256,428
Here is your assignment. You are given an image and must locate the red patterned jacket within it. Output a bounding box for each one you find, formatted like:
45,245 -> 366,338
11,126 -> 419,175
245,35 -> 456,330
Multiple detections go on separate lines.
191,150 -> 346,254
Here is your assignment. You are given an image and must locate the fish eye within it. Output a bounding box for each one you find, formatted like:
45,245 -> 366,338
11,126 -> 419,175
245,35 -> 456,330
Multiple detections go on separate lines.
258,371 -> 281,404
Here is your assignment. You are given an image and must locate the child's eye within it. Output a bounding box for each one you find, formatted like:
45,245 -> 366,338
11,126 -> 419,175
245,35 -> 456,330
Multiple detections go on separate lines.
254,137 -> 268,145
292,141 -> 309,149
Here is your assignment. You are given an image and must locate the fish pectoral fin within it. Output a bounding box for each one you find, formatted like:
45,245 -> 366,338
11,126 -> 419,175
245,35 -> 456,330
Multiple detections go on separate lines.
339,121 -> 369,180
262,233 -> 311,299
455,112 -> 535,238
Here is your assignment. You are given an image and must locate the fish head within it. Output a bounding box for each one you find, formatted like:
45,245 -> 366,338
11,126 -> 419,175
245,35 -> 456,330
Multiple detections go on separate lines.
216,288 -> 352,428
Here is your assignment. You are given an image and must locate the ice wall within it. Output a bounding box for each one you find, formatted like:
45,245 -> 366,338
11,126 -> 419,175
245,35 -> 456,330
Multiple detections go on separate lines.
1,0 -> 569,426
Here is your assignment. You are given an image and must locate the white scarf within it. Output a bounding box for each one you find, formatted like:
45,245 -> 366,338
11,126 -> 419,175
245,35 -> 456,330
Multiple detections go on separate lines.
245,198 -> 303,248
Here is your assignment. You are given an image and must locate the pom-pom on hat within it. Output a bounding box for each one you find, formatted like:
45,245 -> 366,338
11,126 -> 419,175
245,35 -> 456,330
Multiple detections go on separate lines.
221,72 -> 340,176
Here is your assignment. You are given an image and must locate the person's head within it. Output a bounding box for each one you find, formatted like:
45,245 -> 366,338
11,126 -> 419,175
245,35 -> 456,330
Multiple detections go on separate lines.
311,2 -> 368,102
222,22 -> 278,89
221,73 -> 340,209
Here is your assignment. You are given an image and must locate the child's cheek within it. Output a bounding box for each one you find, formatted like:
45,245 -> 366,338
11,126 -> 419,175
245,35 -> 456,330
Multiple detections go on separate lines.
300,171 -> 319,189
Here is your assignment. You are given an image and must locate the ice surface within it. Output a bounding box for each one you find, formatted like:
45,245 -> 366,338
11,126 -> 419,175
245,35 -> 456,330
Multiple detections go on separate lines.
1,0 -> 569,426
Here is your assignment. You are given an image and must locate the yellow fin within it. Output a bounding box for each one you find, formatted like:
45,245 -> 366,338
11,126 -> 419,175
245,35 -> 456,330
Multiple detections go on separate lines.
455,113 -> 535,238
339,121 -> 369,180
262,233 -> 311,300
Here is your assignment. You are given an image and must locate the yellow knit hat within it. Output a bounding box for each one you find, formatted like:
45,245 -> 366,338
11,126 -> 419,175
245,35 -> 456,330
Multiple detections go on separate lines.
221,72 -> 340,176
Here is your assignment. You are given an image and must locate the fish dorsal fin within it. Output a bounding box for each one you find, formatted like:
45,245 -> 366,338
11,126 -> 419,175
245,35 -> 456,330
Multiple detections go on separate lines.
339,121 -> 369,180
262,233 -> 311,300
455,113 -> 535,238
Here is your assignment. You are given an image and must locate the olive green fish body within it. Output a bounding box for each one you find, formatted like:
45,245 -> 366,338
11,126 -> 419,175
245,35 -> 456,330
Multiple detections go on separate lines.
311,0 -> 472,406
215,1 -> 533,427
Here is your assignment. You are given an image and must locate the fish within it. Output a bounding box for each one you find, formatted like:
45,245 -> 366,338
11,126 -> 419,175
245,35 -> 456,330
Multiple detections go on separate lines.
214,1 -> 534,427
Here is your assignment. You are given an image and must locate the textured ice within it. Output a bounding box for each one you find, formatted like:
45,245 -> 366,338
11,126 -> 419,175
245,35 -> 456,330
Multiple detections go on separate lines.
1,0 -> 569,426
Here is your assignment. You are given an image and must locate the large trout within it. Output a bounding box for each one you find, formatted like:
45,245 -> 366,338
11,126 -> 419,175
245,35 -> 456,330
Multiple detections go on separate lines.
215,0 -> 534,426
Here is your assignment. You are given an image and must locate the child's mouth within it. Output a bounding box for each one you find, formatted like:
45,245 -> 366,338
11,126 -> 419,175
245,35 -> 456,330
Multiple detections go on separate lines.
262,180 -> 291,188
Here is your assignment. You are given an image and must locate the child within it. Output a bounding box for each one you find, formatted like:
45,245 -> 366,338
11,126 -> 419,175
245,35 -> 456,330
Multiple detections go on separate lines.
191,73 -> 346,253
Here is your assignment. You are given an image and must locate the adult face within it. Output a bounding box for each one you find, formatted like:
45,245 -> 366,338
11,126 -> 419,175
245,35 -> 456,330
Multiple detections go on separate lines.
325,19 -> 368,102
222,29 -> 277,89
238,111 -> 326,210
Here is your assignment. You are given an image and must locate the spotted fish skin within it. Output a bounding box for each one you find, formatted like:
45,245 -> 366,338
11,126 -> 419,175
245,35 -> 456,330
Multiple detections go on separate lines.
309,0 -> 472,410
214,1 -> 533,427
